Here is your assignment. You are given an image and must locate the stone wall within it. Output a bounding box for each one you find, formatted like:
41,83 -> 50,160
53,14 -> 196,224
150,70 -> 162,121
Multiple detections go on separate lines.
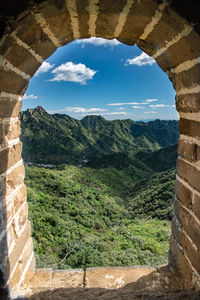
0,0 -> 200,296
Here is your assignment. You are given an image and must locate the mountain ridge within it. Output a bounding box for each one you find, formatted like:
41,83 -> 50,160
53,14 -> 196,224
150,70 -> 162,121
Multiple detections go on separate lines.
20,106 -> 179,165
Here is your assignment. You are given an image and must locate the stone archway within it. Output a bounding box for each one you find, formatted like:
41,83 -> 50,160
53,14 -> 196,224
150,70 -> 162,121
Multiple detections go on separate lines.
0,0 -> 200,296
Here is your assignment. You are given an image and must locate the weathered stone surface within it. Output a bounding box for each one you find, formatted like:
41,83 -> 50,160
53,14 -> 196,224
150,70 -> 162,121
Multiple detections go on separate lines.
178,140 -> 197,163
96,0 -> 128,39
8,237 -> 33,288
179,118 -> 200,139
156,30 -> 200,72
39,0 -> 74,44
193,194 -> 200,221
0,142 -> 22,175
118,0 -> 157,46
76,0 -> 90,39
29,268 -> 84,288
0,124 -> 4,146
6,184 -> 27,224
0,97 -> 21,118
15,14 -> 56,60
0,69 -> 28,95
183,230 -> 200,274
139,6 -> 187,57
175,179 -> 192,209
0,36 -> 41,76
52,269 -> 84,288
171,217 -> 184,246
1,163 -> 25,197
176,158 -> 200,193
171,64 -> 200,93
174,198 -> 200,249
17,287 -> 200,300
4,120 -> 21,141
85,266 -> 155,289
176,93 -> 200,113
8,221 -> 31,273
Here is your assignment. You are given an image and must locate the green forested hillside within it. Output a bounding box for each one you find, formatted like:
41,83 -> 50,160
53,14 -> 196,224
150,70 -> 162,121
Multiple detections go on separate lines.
25,164 -> 173,269
22,107 -> 178,270
21,106 -> 179,165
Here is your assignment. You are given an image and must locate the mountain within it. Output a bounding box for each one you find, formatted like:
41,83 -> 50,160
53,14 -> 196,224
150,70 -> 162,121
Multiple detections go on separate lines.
22,106 -> 178,269
135,144 -> 178,172
20,106 -> 179,165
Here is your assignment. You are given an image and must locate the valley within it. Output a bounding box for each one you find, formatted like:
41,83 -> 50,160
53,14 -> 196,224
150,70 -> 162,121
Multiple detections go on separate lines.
21,107 -> 179,269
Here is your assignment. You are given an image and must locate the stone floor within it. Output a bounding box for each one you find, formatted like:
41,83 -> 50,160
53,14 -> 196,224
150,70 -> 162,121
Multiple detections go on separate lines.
13,266 -> 200,299
15,287 -> 199,300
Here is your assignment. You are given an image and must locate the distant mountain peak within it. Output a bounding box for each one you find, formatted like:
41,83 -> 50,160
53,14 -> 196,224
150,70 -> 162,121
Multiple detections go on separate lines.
35,106 -> 46,113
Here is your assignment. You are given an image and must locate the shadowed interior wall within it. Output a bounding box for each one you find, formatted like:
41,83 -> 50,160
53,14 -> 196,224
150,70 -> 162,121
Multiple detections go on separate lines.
0,0 -> 200,295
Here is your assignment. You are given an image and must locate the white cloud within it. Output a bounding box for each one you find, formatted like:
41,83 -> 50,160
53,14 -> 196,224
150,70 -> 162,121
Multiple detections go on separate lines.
132,106 -> 144,109
107,102 -> 143,106
49,107 -> 107,114
149,104 -> 170,108
144,111 -> 157,114
49,62 -> 97,85
107,102 -> 149,106
22,94 -> 38,100
35,61 -> 55,76
125,52 -> 155,67
76,37 -> 120,47
100,112 -> 128,116
145,99 -> 159,103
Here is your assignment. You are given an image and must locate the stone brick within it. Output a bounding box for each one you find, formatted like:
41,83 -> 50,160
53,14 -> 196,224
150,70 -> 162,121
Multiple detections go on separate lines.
15,14 -> 56,60
118,0 -> 157,46
176,158 -> 200,193
156,30 -> 200,72
1,163 -> 25,197
76,0 -> 90,39
171,216 -> 184,246
178,140 -> 197,163
138,6 -> 187,57
176,93 -> 200,113
39,0 -> 74,44
85,266 -> 155,289
4,120 -> 21,141
0,97 -> 21,119
8,237 -> 33,288
0,35 -> 40,76
51,269 -> 84,288
193,194 -> 200,221
171,64 -> 200,93
96,0 -> 128,39
29,269 -> 53,288
0,69 -> 28,95
183,231 -> 200,274
0,235 -> 8,273
0,124 -> 4,146
179,118 -> 200,139
6,184 -> 27,224
175,179 -> 192,209
0,142 -> 22,175
0,205 -> 6,233
174,198 -> 200,249
177,253 -> 194,289
8,221 -> 31,274
21,255 -> 35,287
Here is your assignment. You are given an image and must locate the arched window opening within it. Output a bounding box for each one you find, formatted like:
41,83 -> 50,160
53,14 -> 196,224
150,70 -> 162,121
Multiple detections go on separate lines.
21,39 -> 178,271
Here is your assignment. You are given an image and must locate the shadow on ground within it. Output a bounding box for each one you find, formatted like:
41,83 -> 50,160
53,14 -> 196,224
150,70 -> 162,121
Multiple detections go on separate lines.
14,268 -> 200,300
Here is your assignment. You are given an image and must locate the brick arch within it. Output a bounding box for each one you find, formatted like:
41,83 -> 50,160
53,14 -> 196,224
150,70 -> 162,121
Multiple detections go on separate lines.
0,0 -> 200,296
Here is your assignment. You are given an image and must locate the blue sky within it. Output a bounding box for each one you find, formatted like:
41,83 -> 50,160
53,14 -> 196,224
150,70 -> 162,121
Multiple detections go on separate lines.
22,38 -> 178,121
